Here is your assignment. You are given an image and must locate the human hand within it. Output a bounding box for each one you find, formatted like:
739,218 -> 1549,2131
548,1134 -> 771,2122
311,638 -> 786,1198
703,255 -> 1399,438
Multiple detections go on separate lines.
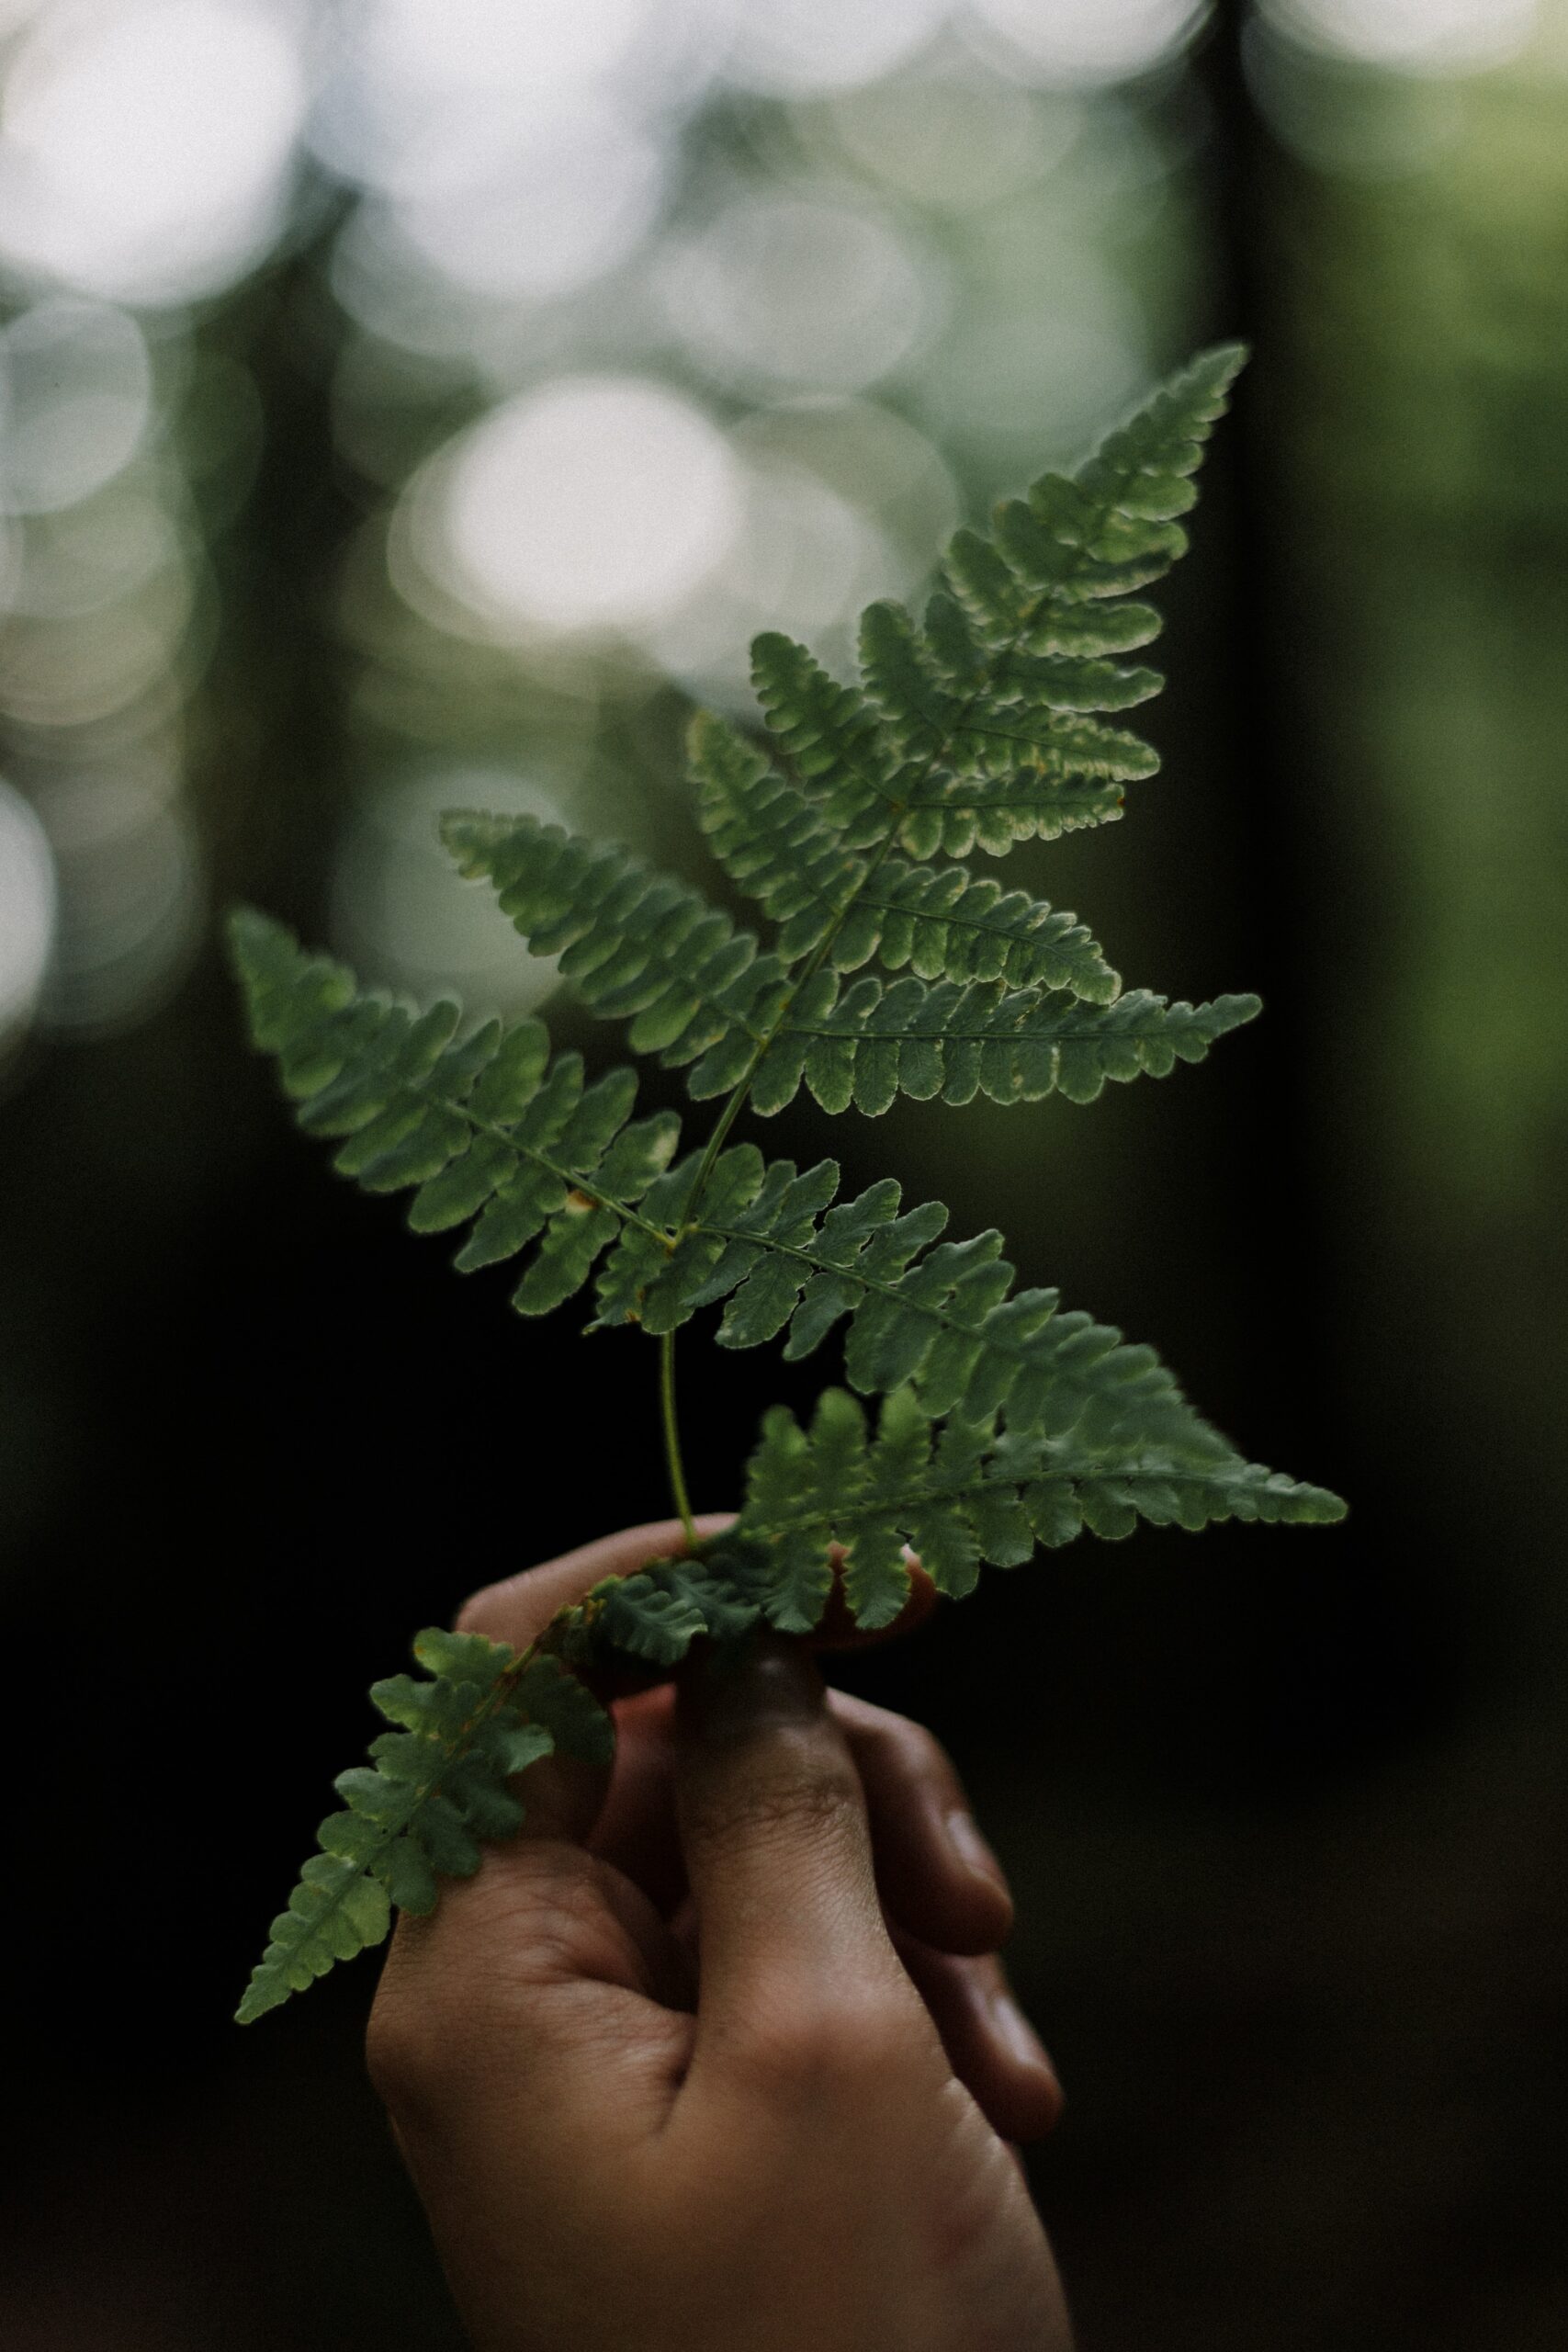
367,1519 -> 1074,2352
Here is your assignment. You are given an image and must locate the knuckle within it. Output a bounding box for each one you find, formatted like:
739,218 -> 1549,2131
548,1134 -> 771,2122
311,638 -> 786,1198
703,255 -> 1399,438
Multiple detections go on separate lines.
889,1713 -> 956,1792
838,1697 -> 964,1806
736,1984 -> 917,2098
683,1736 -> 862,1856
513,1849 -> 630,1980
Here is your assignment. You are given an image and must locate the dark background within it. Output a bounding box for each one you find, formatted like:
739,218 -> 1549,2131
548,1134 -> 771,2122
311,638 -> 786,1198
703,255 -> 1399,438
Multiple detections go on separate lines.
3,6 -> 1565,2346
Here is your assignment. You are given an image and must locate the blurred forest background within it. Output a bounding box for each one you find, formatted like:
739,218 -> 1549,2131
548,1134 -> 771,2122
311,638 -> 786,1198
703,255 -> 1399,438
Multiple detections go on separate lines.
2,1 -> 1565,2346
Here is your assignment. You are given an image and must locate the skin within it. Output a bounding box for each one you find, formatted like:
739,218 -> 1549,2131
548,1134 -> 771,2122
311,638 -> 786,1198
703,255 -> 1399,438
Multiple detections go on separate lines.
367,1518 -> 1077,2352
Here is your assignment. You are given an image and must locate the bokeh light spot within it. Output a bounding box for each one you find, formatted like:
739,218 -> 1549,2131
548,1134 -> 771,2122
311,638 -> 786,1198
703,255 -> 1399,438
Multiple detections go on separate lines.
311,0 -> 673,198
818,73 -> 1083,213
716,0 -> 951,96
648,452 -> 882,697
6,486 -> 180,622
964,0 -> 1209,85
0,0 -> 307,303
29,769 -> 200,1035
0,779 -> 56,1056
355,0 -> 654,113
0,300 -> 152,514
422,376 -> 743,639
660,192 -> 935,395
332,769 -> 569,1009
385,103 -> 667,300
1260,0 -> 1539,72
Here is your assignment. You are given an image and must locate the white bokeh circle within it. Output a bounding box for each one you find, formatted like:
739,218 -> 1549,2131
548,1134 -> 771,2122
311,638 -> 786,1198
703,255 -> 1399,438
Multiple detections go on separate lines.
413,376 -> 744,640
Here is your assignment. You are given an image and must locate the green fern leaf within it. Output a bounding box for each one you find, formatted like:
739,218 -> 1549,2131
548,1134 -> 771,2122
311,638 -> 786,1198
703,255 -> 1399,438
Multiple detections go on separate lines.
578,1148 -> 1233,1464
859,597 -> 1160,781
735,1388 -> 914,1630
692,709 -> 1119,1000
230,910 -> 680,1319
441,809 -> 787,1061
750,626 -> 1137,858
236,1632 -> 611,2021
730,1387 -> 1345,1629
236,1860 -> 391,2026
590,1568 -> 711,1665
734,974 -> 1259,1117
945,344 -> 1247,640
446,811 -> 1248,1118
749,628 -> 899,849
736,346 -> 1245,867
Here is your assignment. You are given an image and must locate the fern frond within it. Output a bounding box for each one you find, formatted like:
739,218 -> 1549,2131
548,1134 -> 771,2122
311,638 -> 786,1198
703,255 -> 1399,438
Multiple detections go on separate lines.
230,909 -> 680,1316
737,345 -> 1244,865
942,343 -> 1247,642
591,1148 -> 1228,1464
441,810 -> 788,1062
231,344 -> 1349,2029
860,596 -> 1161,783
446,354 -> 1248,1128
231,923 -> 1253,1442
237,1634 -> 613,2021
691,709 -> 1119,1001
442,808 -> 787,1106
444,808 -> 1247,1117
239,1342 -> 1340,2021
718,972 -> 1258,1117
748,627 -> 900,850
750,627 -> 1139,858
728,1386 -> 1346,1632
234,918 -> 1258,1455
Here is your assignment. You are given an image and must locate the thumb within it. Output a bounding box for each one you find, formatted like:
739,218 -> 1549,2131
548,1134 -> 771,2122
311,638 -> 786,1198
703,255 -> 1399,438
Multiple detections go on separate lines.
673,1634 -> 908,2059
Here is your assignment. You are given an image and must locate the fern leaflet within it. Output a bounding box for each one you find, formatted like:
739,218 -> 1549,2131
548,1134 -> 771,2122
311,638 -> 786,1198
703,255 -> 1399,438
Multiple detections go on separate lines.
443,814 -> 1253,1115
238,1634 -> 613,2021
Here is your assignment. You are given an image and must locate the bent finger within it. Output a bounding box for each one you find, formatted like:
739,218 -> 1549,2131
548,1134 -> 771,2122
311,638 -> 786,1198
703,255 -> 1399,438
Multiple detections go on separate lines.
833,1690 -> 1013,1957
894,1937 -> 1064,2145
591,1684 -> 1016,1960
588,1686 -> 685,1913
457,1514 -> 736,1648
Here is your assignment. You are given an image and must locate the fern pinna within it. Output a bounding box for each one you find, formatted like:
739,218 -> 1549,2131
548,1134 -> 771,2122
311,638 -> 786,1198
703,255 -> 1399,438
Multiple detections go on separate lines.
230,345 -> 1343,2025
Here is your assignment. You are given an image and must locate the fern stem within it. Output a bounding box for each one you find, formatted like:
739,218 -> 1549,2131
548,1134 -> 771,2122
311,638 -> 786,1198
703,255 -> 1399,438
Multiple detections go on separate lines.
660,1329 -> 697,1548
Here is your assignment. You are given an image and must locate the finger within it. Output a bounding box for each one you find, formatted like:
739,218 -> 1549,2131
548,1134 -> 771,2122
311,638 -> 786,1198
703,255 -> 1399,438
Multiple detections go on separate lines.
673,1634 -> 924,2064
589,1686 -> 685,1913
456,1513 -> 736,1647
831,1690 -> 1013,1957
464,1521 -> 936,1668
454,1516 -> 732,1844
590,1685 -> 1015,1958
893,1938 -> 1064,2144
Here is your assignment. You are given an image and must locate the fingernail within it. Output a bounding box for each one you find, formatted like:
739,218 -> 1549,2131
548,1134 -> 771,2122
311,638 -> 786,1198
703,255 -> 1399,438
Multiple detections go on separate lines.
684,1632 -> 823,1742
944,1806 -> 1008,1893
990,1988 -> 1053,2077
